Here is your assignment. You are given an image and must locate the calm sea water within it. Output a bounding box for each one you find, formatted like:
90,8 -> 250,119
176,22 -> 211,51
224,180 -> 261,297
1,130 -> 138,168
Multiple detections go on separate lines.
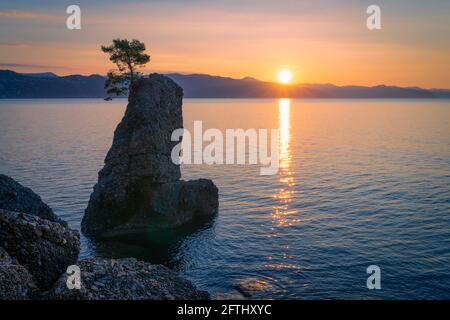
0,98 -> 449,299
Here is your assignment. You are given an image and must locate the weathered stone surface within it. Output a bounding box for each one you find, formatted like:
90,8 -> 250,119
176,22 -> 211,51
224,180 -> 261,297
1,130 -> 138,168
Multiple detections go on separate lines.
0,174 -> 66,226
82,74 -> 219,237
99,179 -> 219,237
101,74 -> 184,183
0,209 -> 80,290
44,258 -> 210,300
0,247 -> 38,300
150,179 -> 219,222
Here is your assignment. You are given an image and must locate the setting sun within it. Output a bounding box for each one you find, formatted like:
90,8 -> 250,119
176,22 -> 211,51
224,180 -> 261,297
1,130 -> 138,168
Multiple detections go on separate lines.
278,69 -> 293,84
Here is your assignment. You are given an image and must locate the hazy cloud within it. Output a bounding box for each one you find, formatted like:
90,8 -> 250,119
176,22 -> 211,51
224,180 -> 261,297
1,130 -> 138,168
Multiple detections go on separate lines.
0,62 -> 69,70
0,9 -> 56,20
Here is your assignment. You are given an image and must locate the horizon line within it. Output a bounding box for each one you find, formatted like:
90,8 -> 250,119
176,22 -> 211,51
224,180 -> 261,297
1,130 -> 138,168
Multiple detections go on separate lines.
2,69 -> 450,91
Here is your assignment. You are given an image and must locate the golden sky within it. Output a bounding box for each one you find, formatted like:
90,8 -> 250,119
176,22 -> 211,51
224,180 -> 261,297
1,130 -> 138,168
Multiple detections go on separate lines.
0,0 -> 449,88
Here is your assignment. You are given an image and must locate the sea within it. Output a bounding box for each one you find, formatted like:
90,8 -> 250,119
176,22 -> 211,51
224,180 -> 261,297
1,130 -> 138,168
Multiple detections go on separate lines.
0,98 -> 449,299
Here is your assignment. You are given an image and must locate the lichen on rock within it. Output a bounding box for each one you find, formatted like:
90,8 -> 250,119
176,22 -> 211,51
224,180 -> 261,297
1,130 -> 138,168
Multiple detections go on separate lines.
44,257 -> 210,300
0,247 -> 39,300
0,209 -> 80,290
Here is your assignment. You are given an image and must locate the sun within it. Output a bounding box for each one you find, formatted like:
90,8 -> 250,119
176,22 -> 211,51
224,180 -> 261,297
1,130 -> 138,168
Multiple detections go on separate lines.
278,69 -> 292,84
278,69 -> 293,84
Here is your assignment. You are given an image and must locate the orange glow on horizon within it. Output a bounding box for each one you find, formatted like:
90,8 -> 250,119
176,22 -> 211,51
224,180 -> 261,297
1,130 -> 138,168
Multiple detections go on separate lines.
0,2 -> 448,88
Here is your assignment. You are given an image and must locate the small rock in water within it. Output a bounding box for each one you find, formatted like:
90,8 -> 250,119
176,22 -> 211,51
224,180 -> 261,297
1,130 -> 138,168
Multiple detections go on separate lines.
233,278 -> 273,298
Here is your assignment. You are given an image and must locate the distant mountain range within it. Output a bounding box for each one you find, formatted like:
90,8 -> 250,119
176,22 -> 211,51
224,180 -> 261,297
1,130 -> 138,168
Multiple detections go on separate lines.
0,69 -> 449,99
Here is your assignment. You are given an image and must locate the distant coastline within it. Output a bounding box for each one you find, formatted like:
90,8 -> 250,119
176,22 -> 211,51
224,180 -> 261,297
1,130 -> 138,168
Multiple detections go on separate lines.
1,69 -> 449,99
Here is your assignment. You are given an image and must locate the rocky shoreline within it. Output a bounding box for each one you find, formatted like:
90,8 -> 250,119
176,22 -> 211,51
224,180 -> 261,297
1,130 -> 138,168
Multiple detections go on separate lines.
0,74 -> 218,300
43,258 -> 210,300
0,176 -> 210,300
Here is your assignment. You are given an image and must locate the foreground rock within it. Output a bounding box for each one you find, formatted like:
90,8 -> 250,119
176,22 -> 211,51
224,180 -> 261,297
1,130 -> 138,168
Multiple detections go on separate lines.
0,175 -> 210,300
0,174 -> 66,226
44,257 -> 210,300
0,209 -> 80,290
0,247 -> 38,300
82,74 -> 218,237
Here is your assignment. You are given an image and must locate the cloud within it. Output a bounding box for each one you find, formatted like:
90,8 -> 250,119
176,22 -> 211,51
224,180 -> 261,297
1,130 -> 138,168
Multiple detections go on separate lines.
0,9 -> 55,20
0,42 -> 31,48
0,62 -> 69,70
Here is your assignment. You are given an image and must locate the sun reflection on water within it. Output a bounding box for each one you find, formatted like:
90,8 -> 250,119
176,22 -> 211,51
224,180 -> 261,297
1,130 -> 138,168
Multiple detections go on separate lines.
272,98 -> 298,227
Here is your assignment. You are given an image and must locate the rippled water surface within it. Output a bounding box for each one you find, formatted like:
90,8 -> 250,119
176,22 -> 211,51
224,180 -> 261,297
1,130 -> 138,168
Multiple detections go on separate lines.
1,98 -> 449,299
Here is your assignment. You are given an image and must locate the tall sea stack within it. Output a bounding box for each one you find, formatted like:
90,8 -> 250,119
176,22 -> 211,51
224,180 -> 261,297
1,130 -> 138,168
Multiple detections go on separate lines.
82,74 -> 218,237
